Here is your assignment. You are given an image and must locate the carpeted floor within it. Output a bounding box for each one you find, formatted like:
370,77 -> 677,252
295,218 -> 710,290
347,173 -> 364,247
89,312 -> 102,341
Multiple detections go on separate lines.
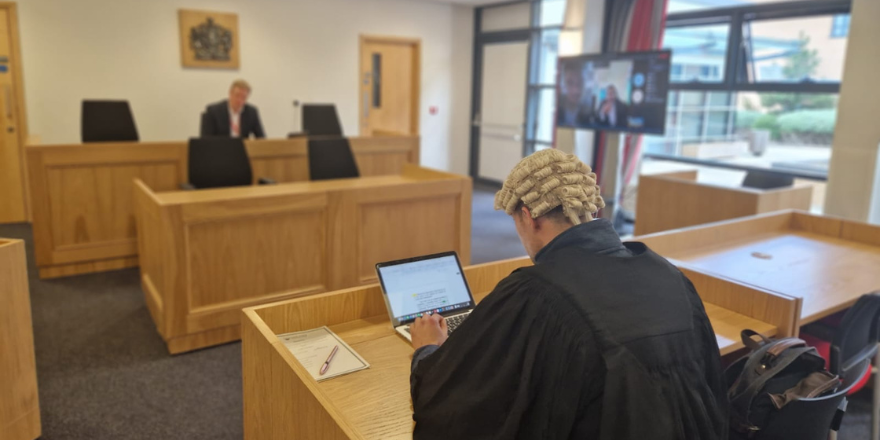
0,184 -> 871,439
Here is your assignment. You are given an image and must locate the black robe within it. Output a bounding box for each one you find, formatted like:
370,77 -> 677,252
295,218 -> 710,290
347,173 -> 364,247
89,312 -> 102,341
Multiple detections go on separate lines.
410,220 -> 728,439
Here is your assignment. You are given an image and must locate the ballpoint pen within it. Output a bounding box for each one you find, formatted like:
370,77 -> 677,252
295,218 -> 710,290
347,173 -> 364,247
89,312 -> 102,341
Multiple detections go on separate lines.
319,345 -> 339,376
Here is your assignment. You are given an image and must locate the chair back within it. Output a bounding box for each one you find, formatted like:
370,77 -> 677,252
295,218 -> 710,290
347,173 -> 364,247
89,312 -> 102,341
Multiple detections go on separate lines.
188,137 -> 253,189
755,359 -> 868,440
830,293 -> 880,387
81,100 -> 139,142
302,104 -> 343,136
307,138 -> 360,181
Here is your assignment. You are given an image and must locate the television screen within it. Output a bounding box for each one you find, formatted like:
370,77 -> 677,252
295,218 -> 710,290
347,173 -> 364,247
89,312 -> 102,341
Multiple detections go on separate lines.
556,50 -> 671,135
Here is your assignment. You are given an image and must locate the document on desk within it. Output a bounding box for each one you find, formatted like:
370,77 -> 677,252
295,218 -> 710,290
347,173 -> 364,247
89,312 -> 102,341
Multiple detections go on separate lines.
278,326 -> 370,382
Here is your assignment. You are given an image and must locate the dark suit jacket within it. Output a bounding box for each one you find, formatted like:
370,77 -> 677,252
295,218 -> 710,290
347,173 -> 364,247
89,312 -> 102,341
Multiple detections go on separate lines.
597,99 -> 629,129
200,100 -> 266,139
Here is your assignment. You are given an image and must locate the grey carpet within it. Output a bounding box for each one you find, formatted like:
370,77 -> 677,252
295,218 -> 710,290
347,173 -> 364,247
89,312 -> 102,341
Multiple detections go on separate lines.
0,185 -> 871,439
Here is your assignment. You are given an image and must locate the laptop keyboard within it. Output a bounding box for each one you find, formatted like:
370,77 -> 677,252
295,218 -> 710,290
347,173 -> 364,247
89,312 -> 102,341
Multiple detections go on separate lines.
404,313 -> 469,336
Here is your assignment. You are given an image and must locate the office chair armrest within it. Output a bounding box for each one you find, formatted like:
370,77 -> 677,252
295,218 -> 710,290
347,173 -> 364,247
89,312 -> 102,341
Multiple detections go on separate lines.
179,182 -> 197,190
257,177 -> 277,185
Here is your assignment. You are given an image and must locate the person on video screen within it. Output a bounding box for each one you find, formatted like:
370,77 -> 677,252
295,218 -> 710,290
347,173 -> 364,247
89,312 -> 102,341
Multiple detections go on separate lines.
597,85 -> 629,129
557,63 -> 595,127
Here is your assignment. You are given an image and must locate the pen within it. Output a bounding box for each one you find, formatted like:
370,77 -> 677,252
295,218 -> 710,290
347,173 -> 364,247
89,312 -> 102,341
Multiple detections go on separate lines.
319,345 -> 339,376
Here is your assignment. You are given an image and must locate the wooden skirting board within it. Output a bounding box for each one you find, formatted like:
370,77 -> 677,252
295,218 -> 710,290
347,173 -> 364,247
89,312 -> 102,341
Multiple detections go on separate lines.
26,135 -> 420,279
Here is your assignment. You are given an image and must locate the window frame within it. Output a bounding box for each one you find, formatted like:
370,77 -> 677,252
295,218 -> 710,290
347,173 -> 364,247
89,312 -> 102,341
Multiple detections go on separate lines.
666,0 -> 850,94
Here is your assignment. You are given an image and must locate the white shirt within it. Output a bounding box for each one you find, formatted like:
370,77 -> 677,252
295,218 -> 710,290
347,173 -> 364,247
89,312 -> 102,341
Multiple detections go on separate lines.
229,105 -> 241,137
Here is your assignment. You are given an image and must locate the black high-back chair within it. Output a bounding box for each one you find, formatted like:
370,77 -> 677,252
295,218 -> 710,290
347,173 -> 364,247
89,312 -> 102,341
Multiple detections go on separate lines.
307,138 -> 360,181
184,137 -> 274,189
830,293 -> 880,388
755,368 -> 864,440
756,293 -> 880,439
302,104 -> 343,137
81,100 -> 139,142
742,169 -> 794,190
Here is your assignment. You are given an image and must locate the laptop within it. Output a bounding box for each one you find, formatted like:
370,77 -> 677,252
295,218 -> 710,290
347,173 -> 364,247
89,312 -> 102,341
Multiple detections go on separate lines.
375,251 -> 476,342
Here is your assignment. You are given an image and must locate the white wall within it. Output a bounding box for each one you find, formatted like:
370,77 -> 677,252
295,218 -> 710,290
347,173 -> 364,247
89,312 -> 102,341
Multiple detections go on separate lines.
18,0 -> 474,173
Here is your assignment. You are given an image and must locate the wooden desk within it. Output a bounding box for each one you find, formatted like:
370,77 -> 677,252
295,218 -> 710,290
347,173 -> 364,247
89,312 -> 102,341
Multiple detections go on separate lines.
26,135 -> 419,279
0,239 -> 41,440
635,170 -> 812,236
638,210 -> 880,324
241,256 -> 798,439
136,164 -> 470,354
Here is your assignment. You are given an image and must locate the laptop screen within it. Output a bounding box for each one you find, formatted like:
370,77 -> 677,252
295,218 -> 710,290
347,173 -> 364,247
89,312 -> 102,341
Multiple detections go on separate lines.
376,253 -> 475,325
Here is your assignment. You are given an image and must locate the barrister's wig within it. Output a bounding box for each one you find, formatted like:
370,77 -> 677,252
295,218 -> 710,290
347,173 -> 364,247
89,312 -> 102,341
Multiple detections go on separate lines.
493,149 -> 605,225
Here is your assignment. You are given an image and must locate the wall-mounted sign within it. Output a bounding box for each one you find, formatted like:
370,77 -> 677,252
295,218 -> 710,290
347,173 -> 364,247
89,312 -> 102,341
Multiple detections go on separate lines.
178,9 -> 239,69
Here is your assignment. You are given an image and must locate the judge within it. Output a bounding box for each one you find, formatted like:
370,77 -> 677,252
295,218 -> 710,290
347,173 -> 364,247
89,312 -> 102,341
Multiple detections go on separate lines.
200,79 -> 266,139
409,150 -> 728,439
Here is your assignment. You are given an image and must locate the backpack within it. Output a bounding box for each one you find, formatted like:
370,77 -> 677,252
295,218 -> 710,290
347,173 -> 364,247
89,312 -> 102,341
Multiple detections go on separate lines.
724,330 -> 840,439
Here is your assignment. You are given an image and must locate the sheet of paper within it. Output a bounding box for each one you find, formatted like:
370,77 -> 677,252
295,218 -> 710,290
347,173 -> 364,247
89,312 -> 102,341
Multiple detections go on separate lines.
278,326 -> 370,382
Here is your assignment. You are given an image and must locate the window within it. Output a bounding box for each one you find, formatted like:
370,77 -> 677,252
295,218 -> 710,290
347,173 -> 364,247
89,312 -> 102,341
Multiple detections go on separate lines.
524,1 -> 564,154
643,0 -> 849,180
830,14 -> 850,38
742,15 -> 848,84
664,24 -> 730,83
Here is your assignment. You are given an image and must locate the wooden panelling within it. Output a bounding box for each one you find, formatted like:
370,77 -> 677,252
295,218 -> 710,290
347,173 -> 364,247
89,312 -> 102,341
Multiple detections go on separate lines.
679,265 -> 801,339
136,165 -> 469,353
28,142 -> 187,278
0,239 -> 41,440
634,171 -> 812,236
242,255 -> 796,439
638,211 -> 880,325
357,196 -> 458,282
187,210 -> 327,315
27,136 -> 419,278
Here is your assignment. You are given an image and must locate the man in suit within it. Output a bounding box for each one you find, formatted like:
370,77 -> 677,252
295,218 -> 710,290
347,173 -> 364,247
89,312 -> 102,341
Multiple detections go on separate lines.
556,62 -> 595,127
597,85 -> 629,129
200,79 -> 266,138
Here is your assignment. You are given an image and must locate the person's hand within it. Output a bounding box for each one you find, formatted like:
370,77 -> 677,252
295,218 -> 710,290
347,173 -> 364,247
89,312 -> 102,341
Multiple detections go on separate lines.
410,313 -> 448,350
600,100 -> 613,115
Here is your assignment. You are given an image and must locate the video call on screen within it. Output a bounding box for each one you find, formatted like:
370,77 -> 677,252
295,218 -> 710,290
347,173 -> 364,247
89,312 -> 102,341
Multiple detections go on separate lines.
379,256 -> 472,320
556,50 -> 671,135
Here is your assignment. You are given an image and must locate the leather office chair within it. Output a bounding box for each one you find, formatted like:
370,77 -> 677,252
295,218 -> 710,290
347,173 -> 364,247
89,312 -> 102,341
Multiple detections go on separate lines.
754,362 -> 866,440
802,293 -> 880,440
302,104 -> 343,137
307,138 -> 360,181
183,137 -> 275,189
81,100 -> 139,142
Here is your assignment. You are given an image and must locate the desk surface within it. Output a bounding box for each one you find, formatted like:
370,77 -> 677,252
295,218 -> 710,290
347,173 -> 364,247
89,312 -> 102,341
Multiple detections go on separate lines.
300,303 -> 775,439
668,230 -> 880,323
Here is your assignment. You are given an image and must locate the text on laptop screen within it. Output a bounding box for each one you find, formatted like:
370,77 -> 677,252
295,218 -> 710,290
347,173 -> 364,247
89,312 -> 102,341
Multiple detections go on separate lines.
378,255 -> 473,321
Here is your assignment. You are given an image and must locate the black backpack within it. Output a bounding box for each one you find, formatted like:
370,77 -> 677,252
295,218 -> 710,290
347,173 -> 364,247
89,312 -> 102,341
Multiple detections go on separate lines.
724,330 -> 840,439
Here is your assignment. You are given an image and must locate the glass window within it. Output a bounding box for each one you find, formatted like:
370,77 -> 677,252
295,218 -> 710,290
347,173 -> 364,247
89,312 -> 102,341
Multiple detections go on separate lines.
646,91 -> 837,175
668,0 -> 807,14
663,24 -> 729,83
742,15 -> 848,83
539,0 -> 566,27
830,14 -> 850,38
536,28 -> 560,85
535,88 -> 556,143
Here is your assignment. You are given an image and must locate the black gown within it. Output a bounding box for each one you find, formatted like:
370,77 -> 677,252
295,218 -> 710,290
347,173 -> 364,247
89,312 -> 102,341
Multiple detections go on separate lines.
410,220 -> 728,439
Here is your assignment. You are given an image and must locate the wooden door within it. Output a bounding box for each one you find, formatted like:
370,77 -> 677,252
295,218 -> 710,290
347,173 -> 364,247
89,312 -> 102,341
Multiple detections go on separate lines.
0,4 -> 27,224
359,36 -> 420,136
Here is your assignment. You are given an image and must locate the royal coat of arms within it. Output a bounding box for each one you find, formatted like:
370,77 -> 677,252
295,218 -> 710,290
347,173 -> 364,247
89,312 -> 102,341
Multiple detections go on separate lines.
190,17 -> 233,61
178,9 -> 240,69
